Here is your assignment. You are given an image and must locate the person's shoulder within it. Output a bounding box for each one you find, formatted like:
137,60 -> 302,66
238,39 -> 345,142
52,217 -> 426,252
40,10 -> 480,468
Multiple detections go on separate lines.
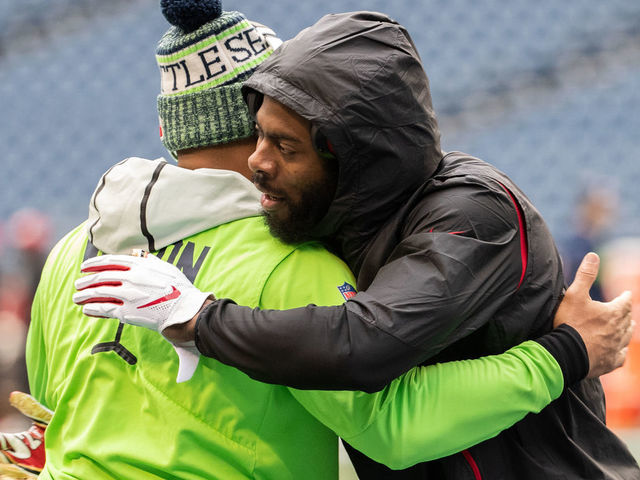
217,216 -> 349,272
37,223 -> 89,296
261,241 -> 356,309
408,158 -> 520,240
428,153 -> 507,195
46,223 -> 89,264
286,241 -> 351,274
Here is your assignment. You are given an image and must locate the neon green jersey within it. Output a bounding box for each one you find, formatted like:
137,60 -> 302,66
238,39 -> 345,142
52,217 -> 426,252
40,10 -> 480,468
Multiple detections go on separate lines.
29,217 -> 352,479
27,159 -> 564,478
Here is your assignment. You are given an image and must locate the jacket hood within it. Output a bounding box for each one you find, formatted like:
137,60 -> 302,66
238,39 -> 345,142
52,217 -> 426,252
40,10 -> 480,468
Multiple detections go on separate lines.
87,157 -> 261,254
243,11 -> 442,270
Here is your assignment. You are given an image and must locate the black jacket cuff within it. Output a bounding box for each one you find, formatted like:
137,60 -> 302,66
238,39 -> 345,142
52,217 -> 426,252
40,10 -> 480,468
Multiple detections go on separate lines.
535,323 -> 589,386
194,299 -> 226,357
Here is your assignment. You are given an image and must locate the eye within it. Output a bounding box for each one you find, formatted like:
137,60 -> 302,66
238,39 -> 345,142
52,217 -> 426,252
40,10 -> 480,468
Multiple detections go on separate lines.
278,143 -> 296,156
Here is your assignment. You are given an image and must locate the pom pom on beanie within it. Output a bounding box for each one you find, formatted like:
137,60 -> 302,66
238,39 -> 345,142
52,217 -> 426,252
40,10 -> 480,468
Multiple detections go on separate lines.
160,0 -> 222,32
156,1 -> 281,156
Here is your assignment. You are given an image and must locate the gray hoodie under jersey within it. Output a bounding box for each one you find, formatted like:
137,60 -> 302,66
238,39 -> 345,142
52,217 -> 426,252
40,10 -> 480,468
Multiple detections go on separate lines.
86,157 -> 260,255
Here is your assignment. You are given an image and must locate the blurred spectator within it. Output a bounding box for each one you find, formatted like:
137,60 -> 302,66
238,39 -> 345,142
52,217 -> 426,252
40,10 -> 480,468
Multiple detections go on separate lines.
0,311 -> 29,430
0,209 -> 52,429
600,238 -> 640,429
7,208 -> 53,306
561,185 -> 619,301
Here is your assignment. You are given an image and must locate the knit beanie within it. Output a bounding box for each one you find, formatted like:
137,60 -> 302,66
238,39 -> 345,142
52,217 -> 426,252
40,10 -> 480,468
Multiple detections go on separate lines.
156,0 -> 281,156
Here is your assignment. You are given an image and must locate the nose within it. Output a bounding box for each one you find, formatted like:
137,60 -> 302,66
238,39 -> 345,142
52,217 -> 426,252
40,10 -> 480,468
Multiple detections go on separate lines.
248,138 -> 277,177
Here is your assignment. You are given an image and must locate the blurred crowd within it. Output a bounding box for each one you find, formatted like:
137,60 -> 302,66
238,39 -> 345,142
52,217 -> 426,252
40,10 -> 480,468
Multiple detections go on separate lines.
559,185 -> 640,431
0,208 -> 52,431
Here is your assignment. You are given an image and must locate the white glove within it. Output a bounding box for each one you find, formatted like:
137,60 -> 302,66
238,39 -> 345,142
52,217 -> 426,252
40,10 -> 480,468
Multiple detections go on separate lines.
73,252 -> 212,382
73,252 -> 210,332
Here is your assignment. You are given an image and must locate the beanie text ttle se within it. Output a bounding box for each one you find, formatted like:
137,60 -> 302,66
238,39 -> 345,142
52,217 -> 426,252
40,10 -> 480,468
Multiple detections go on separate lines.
156,0 -> 280,156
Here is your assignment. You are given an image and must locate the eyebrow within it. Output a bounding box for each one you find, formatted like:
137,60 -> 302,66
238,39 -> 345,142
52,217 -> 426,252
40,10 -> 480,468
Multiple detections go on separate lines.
256,123 -> 304,144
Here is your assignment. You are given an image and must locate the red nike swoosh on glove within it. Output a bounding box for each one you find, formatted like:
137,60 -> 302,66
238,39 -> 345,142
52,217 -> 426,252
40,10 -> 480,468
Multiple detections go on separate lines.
137,286 -> 181,309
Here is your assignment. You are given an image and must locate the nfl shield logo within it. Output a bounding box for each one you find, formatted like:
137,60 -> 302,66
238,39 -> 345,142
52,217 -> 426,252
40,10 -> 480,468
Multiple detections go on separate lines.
338,282 -> 357,300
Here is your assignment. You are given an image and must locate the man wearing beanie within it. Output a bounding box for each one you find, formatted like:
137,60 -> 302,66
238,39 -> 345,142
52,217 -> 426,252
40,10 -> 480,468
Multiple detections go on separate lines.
73,7 -> 637,480
12,3 -> 596,477
15,2 -> 632,480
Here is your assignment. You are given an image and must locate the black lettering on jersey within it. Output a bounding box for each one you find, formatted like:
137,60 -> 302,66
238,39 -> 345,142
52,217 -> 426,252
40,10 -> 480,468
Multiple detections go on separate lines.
155,245 -> 168,260
165,240 -> 183,264
158,240 -> 211,282
174,242 -> 210,282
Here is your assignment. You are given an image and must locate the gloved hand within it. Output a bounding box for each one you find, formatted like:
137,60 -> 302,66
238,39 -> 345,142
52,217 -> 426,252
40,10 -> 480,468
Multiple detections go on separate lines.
73,251 -> 213,382
73,251 -> 211,333
0,391 -> 52,479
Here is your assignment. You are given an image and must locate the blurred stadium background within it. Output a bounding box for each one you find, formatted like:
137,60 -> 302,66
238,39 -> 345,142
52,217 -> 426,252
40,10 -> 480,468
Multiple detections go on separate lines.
0,0 -> 639,477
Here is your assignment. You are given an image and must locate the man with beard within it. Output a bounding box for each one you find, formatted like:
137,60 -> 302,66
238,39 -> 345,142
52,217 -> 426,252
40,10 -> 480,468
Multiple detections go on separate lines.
74,9 -> 637,480
14,2 -> 631,478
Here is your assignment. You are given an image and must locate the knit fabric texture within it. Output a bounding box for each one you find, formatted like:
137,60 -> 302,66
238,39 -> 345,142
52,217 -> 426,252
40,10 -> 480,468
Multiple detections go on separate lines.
156,10 -> 277,155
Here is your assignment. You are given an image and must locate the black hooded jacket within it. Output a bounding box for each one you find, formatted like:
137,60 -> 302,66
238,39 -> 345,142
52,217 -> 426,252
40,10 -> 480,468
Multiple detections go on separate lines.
195,11 -> 640,479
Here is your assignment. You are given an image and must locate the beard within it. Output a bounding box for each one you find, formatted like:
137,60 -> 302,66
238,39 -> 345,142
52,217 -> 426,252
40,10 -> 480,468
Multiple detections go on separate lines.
253,170 -> 336,245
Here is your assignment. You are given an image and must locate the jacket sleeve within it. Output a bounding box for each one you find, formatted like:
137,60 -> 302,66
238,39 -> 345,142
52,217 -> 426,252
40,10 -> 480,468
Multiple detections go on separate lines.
289,340 -> 563,468
245,239 -> 587,468
196,299 -> 427,391
195,186 -> 552,391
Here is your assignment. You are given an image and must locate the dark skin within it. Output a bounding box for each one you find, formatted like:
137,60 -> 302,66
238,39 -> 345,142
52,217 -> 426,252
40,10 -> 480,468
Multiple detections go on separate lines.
177,137 -> 257,180
249,97 -> 335,232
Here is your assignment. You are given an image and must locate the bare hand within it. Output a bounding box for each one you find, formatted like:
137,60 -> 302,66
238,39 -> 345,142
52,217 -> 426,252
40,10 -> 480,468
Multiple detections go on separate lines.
553,252 -> 634,378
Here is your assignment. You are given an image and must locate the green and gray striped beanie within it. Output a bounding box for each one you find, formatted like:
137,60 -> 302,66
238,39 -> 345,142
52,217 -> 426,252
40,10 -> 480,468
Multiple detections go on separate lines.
156,0 -> 281,157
